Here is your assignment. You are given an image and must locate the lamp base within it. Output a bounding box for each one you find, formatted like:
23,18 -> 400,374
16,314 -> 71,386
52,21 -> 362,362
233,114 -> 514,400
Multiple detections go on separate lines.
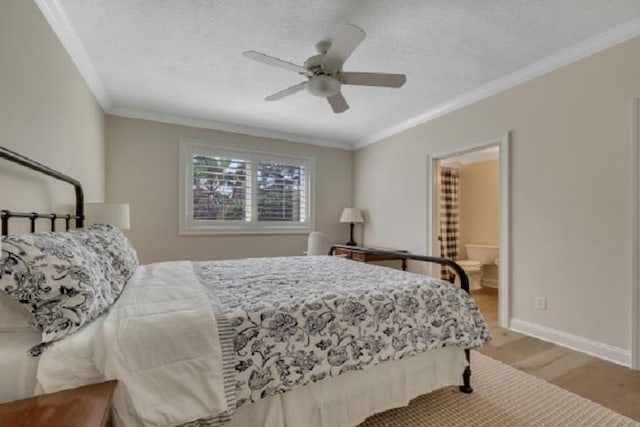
346,222 -> 358,247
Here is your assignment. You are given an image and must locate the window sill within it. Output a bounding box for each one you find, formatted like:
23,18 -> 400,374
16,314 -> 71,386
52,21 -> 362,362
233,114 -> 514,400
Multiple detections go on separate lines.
178,226 -> 312,236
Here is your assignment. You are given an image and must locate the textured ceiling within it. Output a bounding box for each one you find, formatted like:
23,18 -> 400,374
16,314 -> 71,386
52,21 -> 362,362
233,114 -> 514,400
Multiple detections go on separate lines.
52,0 -> 640,147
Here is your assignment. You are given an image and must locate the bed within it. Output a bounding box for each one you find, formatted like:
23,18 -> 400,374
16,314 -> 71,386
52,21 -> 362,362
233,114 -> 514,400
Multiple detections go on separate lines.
0,145 -> 490,427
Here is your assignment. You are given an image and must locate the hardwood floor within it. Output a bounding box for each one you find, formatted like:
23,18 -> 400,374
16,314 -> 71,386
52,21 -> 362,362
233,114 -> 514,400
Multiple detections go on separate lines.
471,286 -> 640,422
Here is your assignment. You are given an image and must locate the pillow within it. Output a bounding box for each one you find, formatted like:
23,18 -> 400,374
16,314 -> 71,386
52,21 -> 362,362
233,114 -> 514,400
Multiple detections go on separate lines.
0,291 -> 33,331
0,225 -> 138,352
71,224 -> 139,292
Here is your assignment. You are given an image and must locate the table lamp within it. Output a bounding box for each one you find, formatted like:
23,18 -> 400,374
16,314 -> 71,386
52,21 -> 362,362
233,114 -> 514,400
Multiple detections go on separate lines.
339,208 -> 364,246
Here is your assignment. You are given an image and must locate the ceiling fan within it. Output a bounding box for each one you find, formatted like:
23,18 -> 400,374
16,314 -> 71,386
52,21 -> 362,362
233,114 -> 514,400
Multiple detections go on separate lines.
243,24 -> 406,114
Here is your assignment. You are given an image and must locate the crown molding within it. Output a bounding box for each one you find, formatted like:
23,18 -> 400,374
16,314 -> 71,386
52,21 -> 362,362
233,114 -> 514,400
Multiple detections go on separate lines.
354,16 -> 640,149
35,0 -> 112,110
36,0 -> 351,150
38,0 -> 640,151
110,108 -> 353,150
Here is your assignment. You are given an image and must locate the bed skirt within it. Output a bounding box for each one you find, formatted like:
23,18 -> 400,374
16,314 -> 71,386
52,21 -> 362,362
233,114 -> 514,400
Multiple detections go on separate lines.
226,346 -> 467,427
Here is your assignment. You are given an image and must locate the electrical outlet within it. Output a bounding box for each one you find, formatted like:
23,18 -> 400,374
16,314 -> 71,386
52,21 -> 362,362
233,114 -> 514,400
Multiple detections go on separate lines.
534,297 -> 547,311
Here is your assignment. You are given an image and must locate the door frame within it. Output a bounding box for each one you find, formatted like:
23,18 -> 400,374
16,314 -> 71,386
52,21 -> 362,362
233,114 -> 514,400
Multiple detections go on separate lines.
632,98 -> 640,370
427,132 -> 511,328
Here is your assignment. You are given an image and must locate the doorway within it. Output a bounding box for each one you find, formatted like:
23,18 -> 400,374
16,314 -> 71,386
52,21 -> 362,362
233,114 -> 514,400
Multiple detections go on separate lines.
427,133 -> 510,328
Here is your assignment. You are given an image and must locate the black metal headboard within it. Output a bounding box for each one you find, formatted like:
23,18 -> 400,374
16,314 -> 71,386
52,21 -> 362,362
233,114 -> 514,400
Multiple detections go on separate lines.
0,146 -> 84,236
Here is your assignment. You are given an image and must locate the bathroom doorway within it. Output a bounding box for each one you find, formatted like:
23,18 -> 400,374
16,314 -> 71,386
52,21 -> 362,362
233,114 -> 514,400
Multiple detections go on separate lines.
427,133 -> 510,328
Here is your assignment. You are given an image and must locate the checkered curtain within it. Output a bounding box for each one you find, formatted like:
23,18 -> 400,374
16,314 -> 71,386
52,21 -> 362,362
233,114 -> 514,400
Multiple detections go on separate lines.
439,167 -> 459,283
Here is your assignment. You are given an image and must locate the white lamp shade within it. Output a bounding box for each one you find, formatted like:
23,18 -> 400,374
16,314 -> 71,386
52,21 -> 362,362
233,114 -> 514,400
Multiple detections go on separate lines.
85,203 -> 130,230
339,208 -> 364,224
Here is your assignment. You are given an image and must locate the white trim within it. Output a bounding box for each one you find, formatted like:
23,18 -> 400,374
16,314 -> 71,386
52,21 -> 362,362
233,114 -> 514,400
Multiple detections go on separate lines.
111,108 -> 352,150
482,279 -> 498,288
510,318 -> 632,367
354,16 -> 640,149
632,98 -> 640,370
177,227 -> 312,236
441,146 -> 499,167
34,0 -> 111,110
178,139 -> 315,235
498,132 -> 510,328
427,133 -> 510,328
426,154 -> 435,276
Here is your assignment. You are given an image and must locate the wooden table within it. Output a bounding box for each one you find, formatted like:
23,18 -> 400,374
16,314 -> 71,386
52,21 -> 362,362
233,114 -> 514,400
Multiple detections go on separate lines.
333,246 -> 409,270
0,380 -> 117,427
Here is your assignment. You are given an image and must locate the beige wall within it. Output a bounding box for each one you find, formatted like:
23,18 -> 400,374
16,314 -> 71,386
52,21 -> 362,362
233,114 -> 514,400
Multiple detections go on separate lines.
458,159 -> 499,281
0,0 -> 105,231
354,36 -> 640,350
105,116 -> 352,264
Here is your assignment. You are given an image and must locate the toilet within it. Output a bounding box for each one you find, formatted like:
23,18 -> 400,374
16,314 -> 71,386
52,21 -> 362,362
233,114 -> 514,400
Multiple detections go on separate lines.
455,260 -> 483,290
456,243 -> 499,290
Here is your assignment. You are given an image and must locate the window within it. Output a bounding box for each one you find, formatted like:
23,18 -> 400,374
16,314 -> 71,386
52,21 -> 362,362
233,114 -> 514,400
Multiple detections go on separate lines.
180,140 -> 313,234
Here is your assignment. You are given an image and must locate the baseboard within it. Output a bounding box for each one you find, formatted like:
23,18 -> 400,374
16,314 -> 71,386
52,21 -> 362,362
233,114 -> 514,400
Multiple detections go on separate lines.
509,318 -> 631,367
482,279 -> 498,288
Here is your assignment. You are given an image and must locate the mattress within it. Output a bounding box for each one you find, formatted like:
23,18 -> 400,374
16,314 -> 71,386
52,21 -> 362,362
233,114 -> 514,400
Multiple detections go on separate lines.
0,330 -> 41,403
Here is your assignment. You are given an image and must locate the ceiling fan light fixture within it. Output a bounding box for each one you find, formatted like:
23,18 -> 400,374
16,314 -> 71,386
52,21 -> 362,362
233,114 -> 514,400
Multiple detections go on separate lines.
307,75 -> 341,98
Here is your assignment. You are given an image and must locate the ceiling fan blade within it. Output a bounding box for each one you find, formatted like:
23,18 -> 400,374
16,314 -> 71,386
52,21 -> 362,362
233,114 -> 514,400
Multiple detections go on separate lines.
243,51 -> 306,74
322,24 -> 366,73
265,81 -> 308,101
327,91 -> 349,113
341,72 -> 406,88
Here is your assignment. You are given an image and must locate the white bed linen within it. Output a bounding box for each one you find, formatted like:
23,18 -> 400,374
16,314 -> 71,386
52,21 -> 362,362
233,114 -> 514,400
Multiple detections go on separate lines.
37,262 -> 232,427
226,346 -> 466,427
0,330 -> 41,402
36,260 -> 475,427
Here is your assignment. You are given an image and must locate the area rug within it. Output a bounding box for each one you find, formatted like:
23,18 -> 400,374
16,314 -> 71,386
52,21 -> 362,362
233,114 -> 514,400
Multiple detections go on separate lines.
360,351 -> 639,427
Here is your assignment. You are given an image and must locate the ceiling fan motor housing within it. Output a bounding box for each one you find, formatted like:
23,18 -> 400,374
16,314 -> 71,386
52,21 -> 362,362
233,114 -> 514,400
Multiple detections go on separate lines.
307,74 -> 341,98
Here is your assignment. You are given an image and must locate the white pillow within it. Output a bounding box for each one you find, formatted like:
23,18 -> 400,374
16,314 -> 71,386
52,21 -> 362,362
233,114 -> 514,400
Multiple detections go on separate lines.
0,292 -> 33,331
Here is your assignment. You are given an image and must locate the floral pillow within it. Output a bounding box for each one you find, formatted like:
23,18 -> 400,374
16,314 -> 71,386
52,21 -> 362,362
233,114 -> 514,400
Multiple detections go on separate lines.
72,224 -> 139,292
0,225 -> 138,354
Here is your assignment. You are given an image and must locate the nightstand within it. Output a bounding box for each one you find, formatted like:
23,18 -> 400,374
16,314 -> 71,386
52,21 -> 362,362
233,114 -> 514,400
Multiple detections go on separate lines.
333,246 -> 409,270
0,380 -> 117,427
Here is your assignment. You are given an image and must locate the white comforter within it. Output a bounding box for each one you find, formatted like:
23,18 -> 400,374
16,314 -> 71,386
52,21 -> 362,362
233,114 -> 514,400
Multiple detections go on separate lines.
37,261 -> 234,427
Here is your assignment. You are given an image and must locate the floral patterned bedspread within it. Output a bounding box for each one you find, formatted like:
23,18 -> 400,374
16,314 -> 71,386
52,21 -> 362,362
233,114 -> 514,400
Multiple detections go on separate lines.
195,256 -> 490,407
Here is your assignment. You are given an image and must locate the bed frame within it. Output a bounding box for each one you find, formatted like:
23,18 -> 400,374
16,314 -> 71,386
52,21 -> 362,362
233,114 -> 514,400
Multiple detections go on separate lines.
0,146 -> 84,236
329,244 -> 473,393
0,144 -> 473,394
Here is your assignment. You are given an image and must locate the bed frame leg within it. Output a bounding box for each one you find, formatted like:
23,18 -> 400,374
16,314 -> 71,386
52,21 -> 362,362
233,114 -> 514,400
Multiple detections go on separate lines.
459,349 -> 473,393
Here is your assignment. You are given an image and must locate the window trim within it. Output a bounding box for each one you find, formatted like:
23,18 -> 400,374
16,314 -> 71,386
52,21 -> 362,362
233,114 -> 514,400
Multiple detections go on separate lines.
179,139 -> 315,235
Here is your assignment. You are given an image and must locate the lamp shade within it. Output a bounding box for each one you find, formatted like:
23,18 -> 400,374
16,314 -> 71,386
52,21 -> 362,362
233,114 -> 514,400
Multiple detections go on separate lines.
85,203 -> 130,230
339,208 -> 364,224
